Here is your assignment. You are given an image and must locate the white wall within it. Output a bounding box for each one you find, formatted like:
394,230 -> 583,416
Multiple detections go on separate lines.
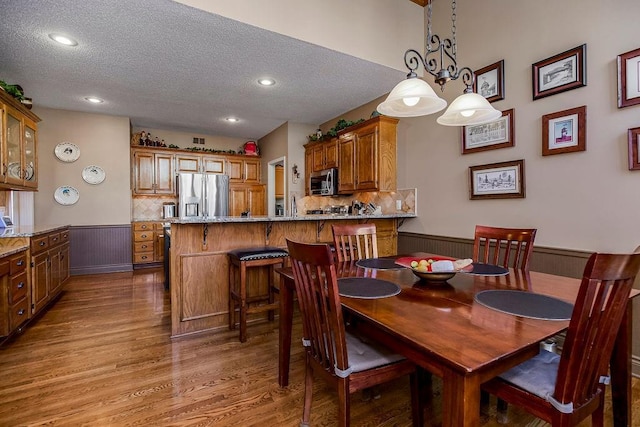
175,0 -> 423,72
393,0 -> 640,253
34,107 -> 131,226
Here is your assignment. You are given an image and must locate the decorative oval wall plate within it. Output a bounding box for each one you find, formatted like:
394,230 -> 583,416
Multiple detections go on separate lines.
82,165 -> 106,185
54,142 -> 80,162
54,186 -> 79,205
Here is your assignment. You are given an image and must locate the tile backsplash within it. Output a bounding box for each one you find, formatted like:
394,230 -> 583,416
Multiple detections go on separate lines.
297,189 -> 416,215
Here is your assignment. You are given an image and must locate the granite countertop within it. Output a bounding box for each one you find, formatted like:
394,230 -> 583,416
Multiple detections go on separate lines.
0,224 -> 70,238
166,212 -> 416,224
0,245 -> 29,258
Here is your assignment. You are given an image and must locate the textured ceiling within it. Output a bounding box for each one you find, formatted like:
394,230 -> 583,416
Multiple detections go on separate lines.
0,0 -> 407,140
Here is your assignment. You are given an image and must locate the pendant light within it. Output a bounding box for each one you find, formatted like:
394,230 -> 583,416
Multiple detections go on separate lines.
377,0 -> 501,126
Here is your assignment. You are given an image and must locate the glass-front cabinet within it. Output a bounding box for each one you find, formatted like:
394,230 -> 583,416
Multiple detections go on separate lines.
0,90 -> 39,190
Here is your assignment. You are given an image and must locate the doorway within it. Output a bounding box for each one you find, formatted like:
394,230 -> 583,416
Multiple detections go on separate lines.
267,157 -> 286,217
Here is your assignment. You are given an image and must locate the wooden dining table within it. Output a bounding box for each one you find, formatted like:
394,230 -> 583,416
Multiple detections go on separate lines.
276,253 -> 639,427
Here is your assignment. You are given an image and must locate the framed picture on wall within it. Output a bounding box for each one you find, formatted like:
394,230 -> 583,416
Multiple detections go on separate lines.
617,47 -> 640,108
542,106 -> 586,156
462,109 -> 514,154
473,60 -> 505,102
469,159 -> 525,200
628,127 -> 640,170
532,44 -> 587,100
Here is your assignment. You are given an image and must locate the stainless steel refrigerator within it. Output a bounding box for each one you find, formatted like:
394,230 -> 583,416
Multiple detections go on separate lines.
177,173 -> 229,218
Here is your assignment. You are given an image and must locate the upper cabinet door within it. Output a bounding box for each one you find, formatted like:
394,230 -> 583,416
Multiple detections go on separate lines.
202,155 -> 225,174
4,108 -> 23,187
153,153 -> 174,194
175,155 -> 200,173
132,150 -> 174,195
0,91 -> 40,190
23,117 -> 37,189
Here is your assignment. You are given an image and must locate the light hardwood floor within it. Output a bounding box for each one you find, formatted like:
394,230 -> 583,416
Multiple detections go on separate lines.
0,269 -> 638,426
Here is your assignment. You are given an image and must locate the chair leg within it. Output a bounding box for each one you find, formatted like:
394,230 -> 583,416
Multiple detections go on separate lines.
228,263 -> 235,330
591,392 -> 605,427
268,264 -> 275,322
337,377 -> 350,427
301,358 -> 314,427
239,262 -> 247,343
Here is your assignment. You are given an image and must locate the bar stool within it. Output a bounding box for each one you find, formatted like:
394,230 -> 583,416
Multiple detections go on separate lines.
228,246 -> 289,342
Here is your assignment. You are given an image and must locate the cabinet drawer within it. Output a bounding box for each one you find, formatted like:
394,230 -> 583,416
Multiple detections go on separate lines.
59,229 -> 70,244
0,259 -> 9,277
134,231 -> 154,242
48,232 -> 62,247
31,235 -> 50,254
9,252 -> 27,275
9,271 -> 27,304
10,298 -> 29,330
134,252 -> 154,263
134,242 -> 154,252
133,222 -> 155,231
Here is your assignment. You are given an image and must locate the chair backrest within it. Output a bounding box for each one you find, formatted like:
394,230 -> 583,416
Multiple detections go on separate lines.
332,223 -> 378,262
286,239 -> 349,376
554,252 -> 640,409
473,225 -> 537,270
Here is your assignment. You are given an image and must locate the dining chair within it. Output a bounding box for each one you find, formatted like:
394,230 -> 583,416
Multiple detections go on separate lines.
473,225 -> 537,270
482,252 -> 640,426
332,223 -> 378,262
285,239 -> 424,427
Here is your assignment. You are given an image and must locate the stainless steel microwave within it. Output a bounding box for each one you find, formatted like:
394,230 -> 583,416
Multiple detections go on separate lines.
309,168 -> 338,196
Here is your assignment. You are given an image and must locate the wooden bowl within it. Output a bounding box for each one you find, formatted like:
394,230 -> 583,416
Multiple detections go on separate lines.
410,269 -> 456,283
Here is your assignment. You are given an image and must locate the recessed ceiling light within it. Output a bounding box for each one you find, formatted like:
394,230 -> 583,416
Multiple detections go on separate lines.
226,117 -> 239,123
49,33 -> 78,46
257,78 -> 276,86
84,97 -> 104,104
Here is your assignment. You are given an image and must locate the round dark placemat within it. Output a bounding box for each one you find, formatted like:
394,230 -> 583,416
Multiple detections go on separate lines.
337,277 -> 401,299
463,263 -> 509,276
475,290 -> 574,320
356,258 -> 406,270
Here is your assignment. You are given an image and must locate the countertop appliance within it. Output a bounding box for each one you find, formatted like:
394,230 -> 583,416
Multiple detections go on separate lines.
162,202 -> 176,219
309,168 -> 338,196
177,173 -> 229,218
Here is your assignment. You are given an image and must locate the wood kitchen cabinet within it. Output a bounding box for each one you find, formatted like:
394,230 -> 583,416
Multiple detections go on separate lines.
132,221 -> 165,266
0,249 -> 29,337
131,148 -> 174,195
275,165 -> 284,198
175,153 -> 226,174
0,90 -> 39,190
227,155 -> 261,184
229,184 -> 265,216
30,228 -> 70,315
337,133 -> 356,193
304,138 -> 338,195
310,138 -> 338,172
337,116 -> 398,193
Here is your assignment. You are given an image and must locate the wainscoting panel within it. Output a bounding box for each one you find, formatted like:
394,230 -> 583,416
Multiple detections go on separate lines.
398,231 -> 640,377
70,225 -> 132,275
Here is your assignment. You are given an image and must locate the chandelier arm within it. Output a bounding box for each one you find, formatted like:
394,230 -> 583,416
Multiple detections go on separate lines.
404,49 -> 426,78
459,67 -> 475,91
423,34 -> 442,78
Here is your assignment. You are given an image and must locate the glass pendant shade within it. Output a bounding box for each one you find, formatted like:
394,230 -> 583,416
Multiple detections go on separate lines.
377,77 -> 447,117
436,92 -> 502,126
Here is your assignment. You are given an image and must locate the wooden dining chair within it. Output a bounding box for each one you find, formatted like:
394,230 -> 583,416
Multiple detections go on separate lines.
332,223 -> 378,262
482,252 -> 640,426
285,239 -> 424,427
473,225 -> 537,270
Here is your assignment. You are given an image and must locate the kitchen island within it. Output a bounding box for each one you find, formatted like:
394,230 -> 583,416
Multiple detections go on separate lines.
167,213 -> 414,337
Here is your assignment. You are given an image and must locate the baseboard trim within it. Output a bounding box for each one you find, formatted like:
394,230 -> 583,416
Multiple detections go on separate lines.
633,355 -> 640,378
70,263 -> 133,275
